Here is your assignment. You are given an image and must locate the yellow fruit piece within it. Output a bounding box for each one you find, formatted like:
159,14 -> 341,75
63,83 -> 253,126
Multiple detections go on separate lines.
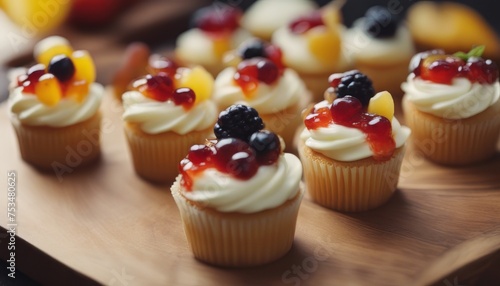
1,0 -> 71,35
176,66 -> 214,103
35,36 -> 73,66
66,80 -> 89,103
307,27 -> 341,63
213,37 -> 231,59
321,0 -> 343,31
71,50 -> 96,83
408,1 -> 500,58
37,45 -> 73,67
35,74 -> 62,106
368,91 -> 394,121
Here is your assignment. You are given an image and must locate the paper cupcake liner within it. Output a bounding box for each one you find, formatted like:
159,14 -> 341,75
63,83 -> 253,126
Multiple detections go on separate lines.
260,92 -> 312,153
124,123 -> 213,184
171,177 -> 304,267
11,112 -> 101,171
299,140 -> 405,212
403,97 -> 500,166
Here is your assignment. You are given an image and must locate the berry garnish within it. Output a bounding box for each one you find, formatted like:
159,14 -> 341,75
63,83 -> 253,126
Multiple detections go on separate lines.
264,44 -> 285,70
20,64 -> 46,93
133,74 -> 174,102
173,87 -> 196,109
213,138 -> 258,179
363,6 -> 398,38
148,55 -> 178,76
329,96 -> 363,123
248,130 -> 281,165
335,70 -> 375,107
214,104 -> 264,141
412,46 -> 498,84
191,5 -> 242,34
304,106 -> 332,130
234,58 -> 280,94
239,39 -> 267,60
48,54 -> 75,82
289,10 -> 324,34
187,144 -> 215,165
462,57 -> 499,84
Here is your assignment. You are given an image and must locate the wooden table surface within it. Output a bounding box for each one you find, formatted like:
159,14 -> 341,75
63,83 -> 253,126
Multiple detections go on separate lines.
1,1 -> 500,285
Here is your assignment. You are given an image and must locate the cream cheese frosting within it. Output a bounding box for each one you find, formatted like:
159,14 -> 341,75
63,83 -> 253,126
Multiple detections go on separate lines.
272,25 -> 351,74
9,83 -> 103,127
300,100 -> 411,161
213,67 -> 306,113
176,28 -> 251,67
122,90 -> 218,135
242,0 -> 318,39
183,153 -> 302,213
401,74 -> 500,119
344,19 -> 415,64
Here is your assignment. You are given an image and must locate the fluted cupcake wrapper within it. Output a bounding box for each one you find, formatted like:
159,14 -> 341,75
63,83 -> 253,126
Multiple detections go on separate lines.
299,140 -> 405,212
124,123 -> 213,184
403,97 -> 500,166
171,177 -> 304,267
11,112 -> 101,171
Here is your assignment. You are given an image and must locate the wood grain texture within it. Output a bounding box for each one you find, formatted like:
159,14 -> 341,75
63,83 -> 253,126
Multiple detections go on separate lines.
0,91 -> 499,285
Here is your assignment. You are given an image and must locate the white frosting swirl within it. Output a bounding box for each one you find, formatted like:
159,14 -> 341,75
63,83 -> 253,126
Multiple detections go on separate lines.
176,28 -> 251,67
344,19 -> 415,64
242,0 -> 318,39
213,67 -> 307,113
272,25 -> 351,74
9,83 -> 103,127
183,153 -> 302,213
401,75 -> 500,119
300,100 -> 410,161
122,91 -> 218,135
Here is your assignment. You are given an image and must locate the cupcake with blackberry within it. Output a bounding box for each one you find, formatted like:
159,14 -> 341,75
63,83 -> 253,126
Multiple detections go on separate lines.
9,36 -> 103,170
402,47 -> 500,165
299,71 -> 411,212
175,4 -> 251,76
122,65 -> 218,184
272,4 -> 352,102
215,38 -> 312,151
171,104 -> 304,267
241,0 -> 318,41
345,6 -> 415,96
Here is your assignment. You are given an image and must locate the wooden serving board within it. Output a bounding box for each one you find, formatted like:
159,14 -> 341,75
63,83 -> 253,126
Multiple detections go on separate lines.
1,91 -> 500,286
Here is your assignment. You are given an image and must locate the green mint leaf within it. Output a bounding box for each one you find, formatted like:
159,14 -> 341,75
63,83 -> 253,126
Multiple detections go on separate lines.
453,51 -> 469,61
467,45 -> 485,58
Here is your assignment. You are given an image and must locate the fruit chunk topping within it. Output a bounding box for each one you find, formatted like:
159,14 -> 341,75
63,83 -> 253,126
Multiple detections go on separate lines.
191,5 -> 242,34
17,38 -> 97,106
363,6 -> 399,38
180,105 -> 282,190
234,38 -> 285,71
305,95 -> 395,161
328,70 -> 376,107
410,46 -> 499,84
233,58 -> 280,96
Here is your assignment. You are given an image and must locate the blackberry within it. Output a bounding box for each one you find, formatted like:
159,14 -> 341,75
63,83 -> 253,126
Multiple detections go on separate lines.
363,6 -> 398,39
248,131 -> 280,165
48,55 -> 75,82
336,70 -> 375,106
214,104 -> 264,141
239,39 -> 267,60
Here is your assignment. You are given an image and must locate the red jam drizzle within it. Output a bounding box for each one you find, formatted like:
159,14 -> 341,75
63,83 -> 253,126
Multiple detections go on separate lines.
233,58 -> 280,96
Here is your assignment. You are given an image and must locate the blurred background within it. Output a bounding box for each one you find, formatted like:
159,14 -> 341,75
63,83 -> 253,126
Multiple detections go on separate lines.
0,0 -> 499,284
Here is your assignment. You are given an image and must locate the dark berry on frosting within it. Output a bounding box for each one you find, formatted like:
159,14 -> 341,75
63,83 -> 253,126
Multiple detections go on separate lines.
214,138 -> 258,179
48,55 -> 75,82
214,104 -> 265,141
239,39 -> 267,60
248,130 -> 281,165
335,70 -> 375,106
362,6 -> 398,39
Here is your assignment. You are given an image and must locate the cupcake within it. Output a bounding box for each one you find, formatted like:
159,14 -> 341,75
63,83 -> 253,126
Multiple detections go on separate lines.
402,47 -> 500,165
216,38 -> 312,151
171,104 -> 303,267
241,0 -> 318,41
272,4 -> 352,102
9,36 -> 103,171
175,4 -> 251,76
299,71 -> 411,212
345,6 -> 415,97
122,65 -> 218,184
